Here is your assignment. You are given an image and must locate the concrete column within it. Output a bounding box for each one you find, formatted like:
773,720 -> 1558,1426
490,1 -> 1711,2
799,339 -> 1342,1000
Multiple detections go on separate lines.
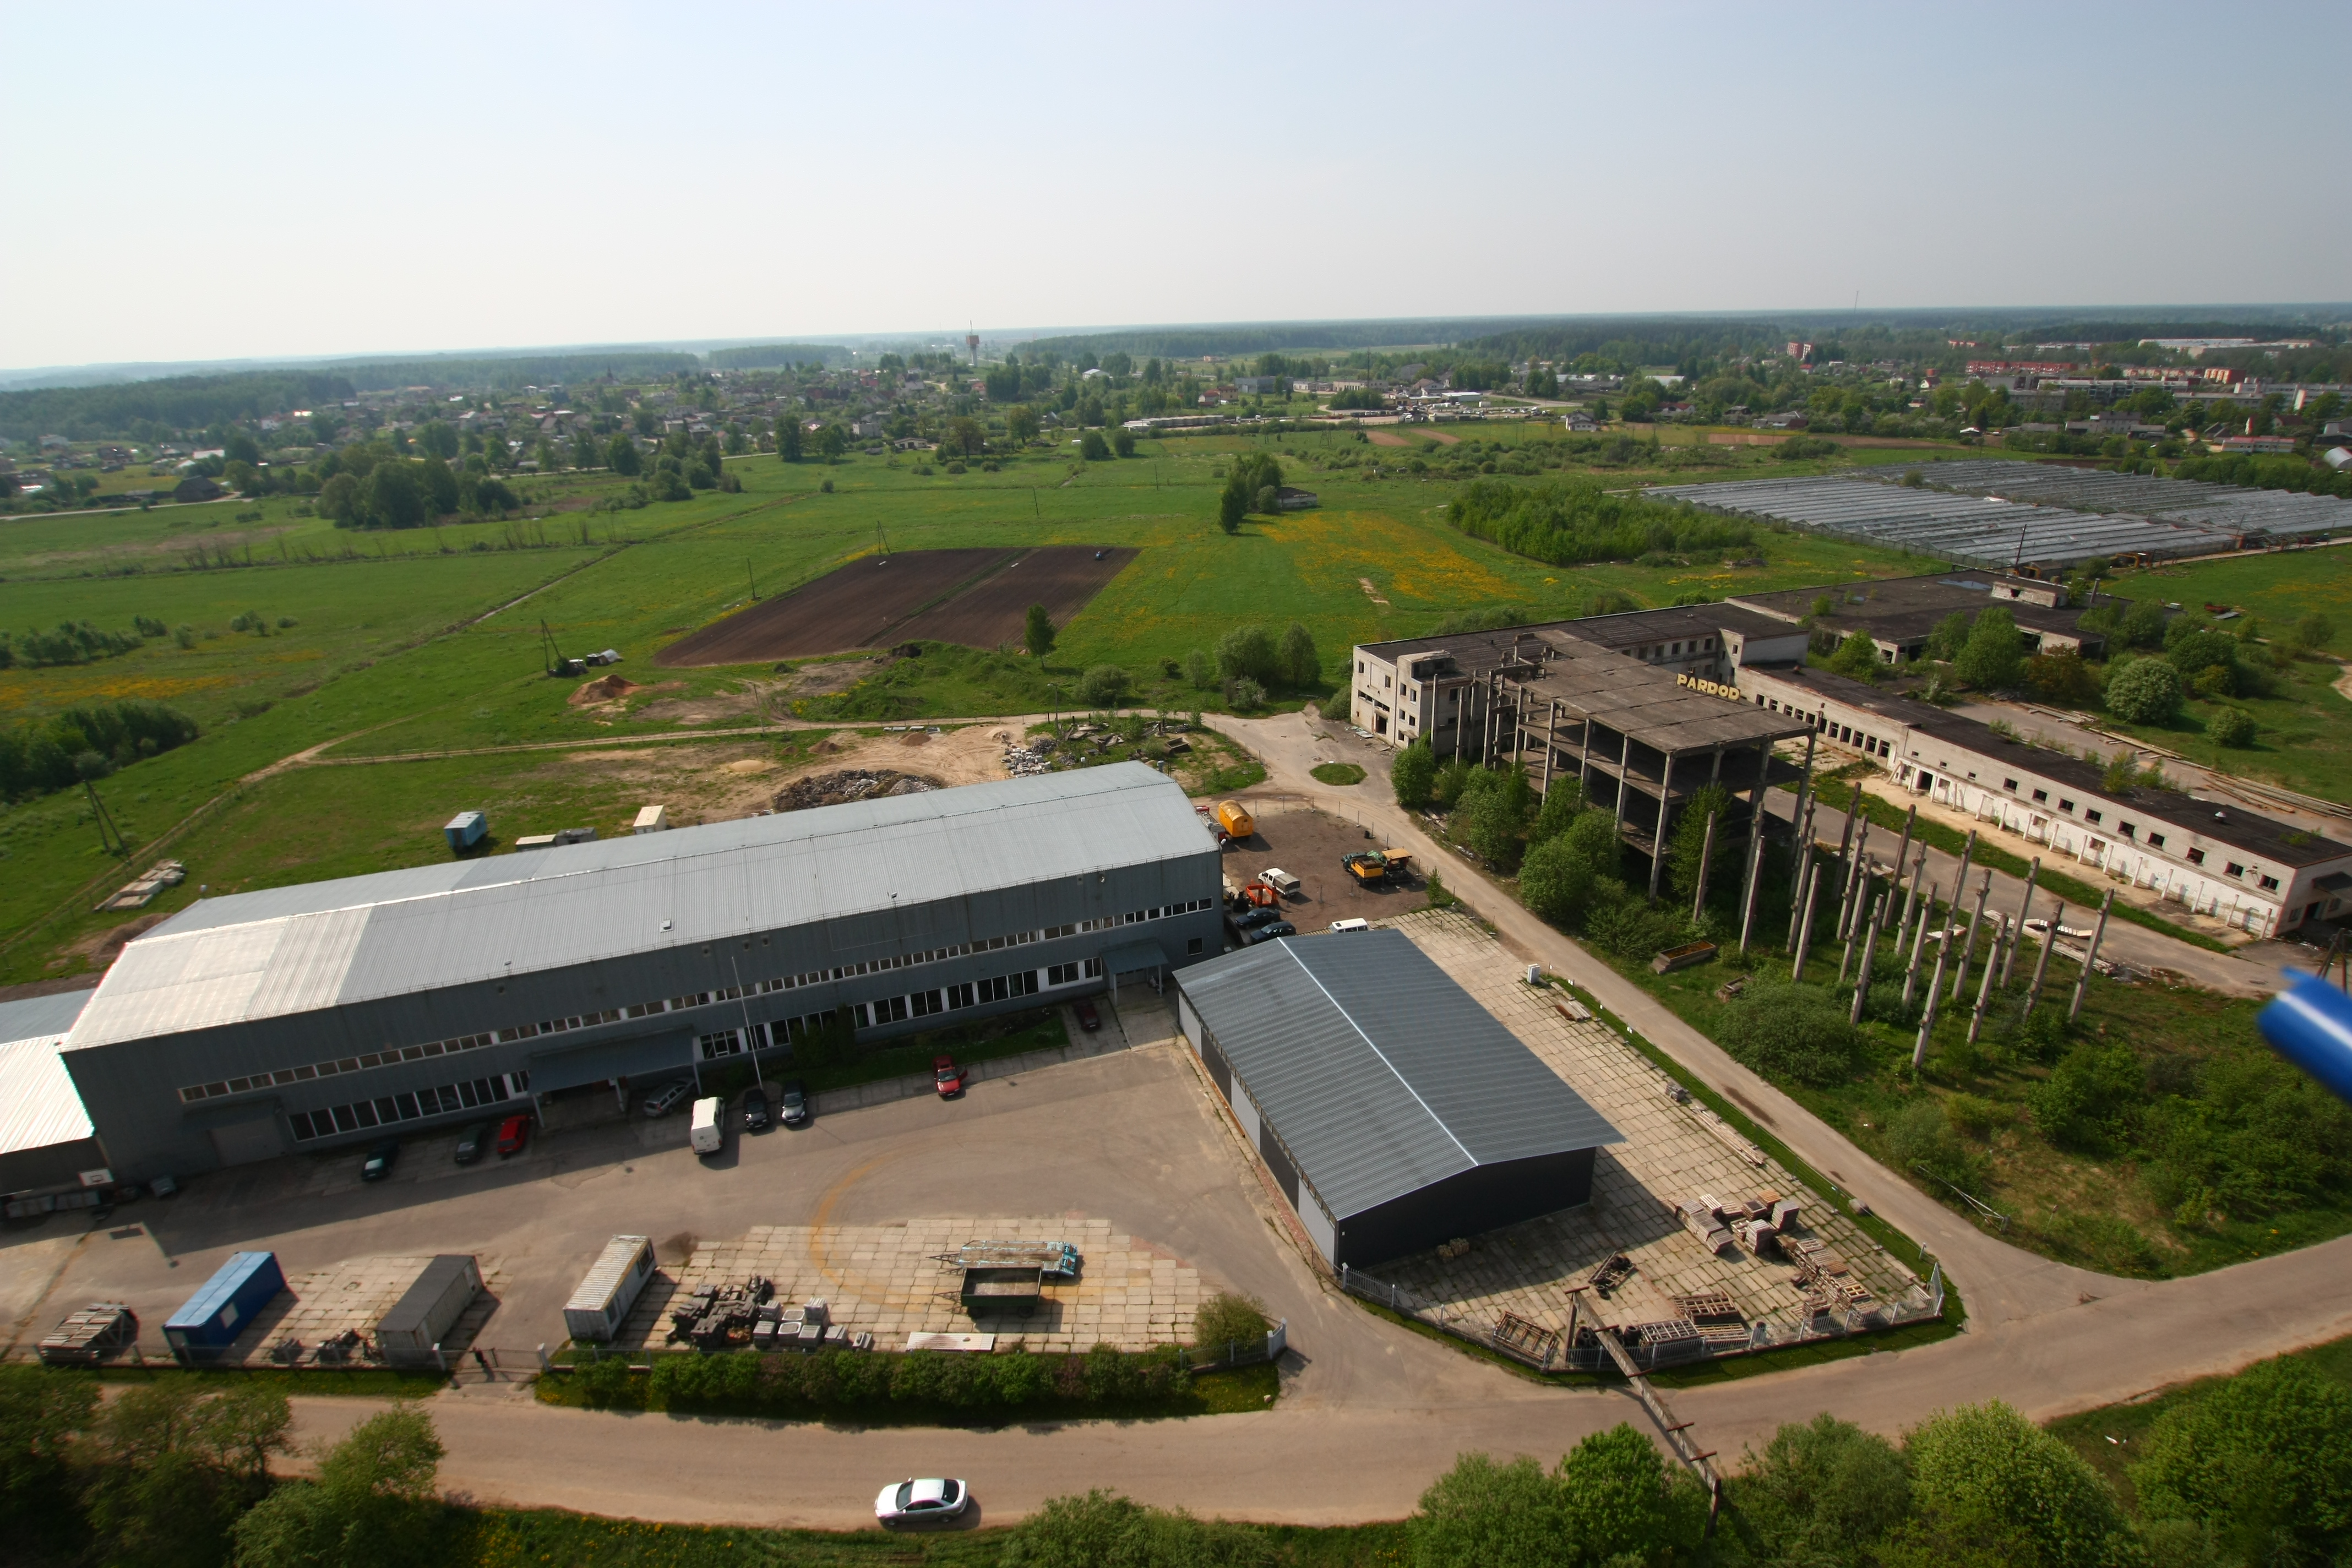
2023,899 -> 2065,1021
1999,859 -> 2041,988
1690,812 -> 1718,924
1902,878 -> 1940,1009
1790,855 -> 1825,982
2068,889 -> 2116,1023
1849,893 -> 1890,1025
1787,732 -> 1817,878
1737,825 -> 1766,955
1648,750 -> 1678,902
1611,731 -> 1632,836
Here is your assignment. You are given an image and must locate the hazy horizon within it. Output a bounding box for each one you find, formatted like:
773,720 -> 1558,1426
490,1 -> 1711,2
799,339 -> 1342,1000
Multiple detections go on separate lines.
4,0 -> 2345,372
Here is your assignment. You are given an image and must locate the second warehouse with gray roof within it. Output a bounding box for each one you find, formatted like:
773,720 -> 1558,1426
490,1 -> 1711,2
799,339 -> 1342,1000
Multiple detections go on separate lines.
1174,929 -> 1621,1268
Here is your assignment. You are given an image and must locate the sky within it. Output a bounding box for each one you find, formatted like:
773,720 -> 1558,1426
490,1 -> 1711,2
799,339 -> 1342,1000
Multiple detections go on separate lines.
3,1 -> 2345,372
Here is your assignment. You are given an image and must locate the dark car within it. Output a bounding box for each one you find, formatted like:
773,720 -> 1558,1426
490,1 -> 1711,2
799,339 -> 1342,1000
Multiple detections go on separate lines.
780,1080 -> 809,1126
934,1055 -> 967,1098
360,1139 -> 399,1182
494,1114 -> 531,1157
1074,999 -> 1101,1033
453,1123 -> 492,1164
742,1085 -> 771,1132
1243,920 -> 1297,946
1226,906 -> 1282,939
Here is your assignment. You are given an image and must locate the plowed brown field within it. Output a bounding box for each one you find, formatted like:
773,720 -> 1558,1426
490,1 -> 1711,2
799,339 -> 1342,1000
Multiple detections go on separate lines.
654,546 -> 1135,667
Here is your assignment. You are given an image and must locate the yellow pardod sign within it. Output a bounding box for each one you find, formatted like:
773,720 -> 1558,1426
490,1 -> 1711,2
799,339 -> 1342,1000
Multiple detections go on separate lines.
1675,673 -> 1741,701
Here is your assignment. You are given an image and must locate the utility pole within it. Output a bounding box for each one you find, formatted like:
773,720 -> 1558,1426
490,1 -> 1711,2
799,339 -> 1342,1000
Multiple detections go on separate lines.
746,559 -> 758,601
1912,899 -> 1956,1072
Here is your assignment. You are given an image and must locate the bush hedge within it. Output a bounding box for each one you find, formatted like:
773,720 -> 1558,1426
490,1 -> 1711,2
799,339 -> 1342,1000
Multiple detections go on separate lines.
559,1344 -> 1195,1420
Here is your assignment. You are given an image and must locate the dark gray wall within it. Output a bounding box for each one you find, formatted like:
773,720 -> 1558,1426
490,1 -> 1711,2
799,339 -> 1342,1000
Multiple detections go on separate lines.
1327,1147 -> 1596,1268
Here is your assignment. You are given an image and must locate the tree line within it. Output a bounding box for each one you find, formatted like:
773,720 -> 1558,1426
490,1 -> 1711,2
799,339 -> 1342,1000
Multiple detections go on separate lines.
0,699 -> 199,801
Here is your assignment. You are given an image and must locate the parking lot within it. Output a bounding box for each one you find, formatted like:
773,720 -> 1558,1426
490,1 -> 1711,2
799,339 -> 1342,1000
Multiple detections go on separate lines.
1214,799 -> 1433,936
1,994 -> 1308,1366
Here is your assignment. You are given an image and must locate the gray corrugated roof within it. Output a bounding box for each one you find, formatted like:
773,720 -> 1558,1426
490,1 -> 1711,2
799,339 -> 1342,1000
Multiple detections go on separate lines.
0,990 -> 95,1158
1177,929 -> 1620,1220
70,765 -> 1208,1052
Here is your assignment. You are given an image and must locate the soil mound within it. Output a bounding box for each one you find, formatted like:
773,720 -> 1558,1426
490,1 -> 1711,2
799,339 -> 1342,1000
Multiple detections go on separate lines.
773,769 -> 940,812
569,674 -> 642,706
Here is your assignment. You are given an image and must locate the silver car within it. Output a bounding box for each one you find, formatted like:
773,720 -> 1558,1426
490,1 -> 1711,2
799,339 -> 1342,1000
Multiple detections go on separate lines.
640,1080 -> 693,1118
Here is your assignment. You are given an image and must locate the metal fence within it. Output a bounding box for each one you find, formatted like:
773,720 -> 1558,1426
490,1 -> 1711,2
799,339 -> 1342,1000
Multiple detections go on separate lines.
1337,1261 -> 1945,1376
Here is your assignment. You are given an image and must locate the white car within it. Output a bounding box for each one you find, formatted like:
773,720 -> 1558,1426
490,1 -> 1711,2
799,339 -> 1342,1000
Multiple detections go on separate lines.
875,1477 -> 969,1524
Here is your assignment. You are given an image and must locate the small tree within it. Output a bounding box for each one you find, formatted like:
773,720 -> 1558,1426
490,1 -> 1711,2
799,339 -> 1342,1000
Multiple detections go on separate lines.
1392,741 -> 1438,809
1080,430 -> 1110,461
2105,657 -> 2183,724
1953,605 -> 2023,690
1110,428 -> 1136,458
2207,706 -> 2257,748
606,433 -> 642,476
1277,621 -> 1319,688
2131,1356 -> 2352,1564
1825,629 -> 1881,683
776,416 -> 803,462
1023,604 -> 1055,659
1004,405 -> 1041,445
1182,647 -> 1215,688
1216,624 -> 1280,685
1904,1401 -> 2130,1568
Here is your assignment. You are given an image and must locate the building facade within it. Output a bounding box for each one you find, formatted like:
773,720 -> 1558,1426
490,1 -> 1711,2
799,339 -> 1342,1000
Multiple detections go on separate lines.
61,765 -> 1223,1182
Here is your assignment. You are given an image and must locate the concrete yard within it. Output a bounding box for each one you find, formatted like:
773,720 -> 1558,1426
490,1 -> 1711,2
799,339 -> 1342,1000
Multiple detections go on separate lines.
1364,910 -> 1926,1352
619,1217 -> 1203,1353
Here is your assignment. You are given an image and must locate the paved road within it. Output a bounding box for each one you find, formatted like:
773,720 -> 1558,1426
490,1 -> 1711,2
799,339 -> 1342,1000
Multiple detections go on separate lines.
227,712 -> 2352,1529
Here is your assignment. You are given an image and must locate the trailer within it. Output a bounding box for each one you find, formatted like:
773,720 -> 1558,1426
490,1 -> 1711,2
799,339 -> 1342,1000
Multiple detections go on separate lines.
164,1251 -> 285,1364
934,1240 -> 1081,1279
957,1267 -> 1044,1317
374,1255 -> 482,1369
38,1303 -> 137,1365
443,811 -> 487,853
564,1235 -> 657,1343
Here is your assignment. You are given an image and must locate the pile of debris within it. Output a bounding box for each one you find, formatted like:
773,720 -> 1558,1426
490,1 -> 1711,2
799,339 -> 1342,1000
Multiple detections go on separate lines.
97,859 -> 187,913
772,769 -> 939,812
1004,734 -> 1057,777
667,1278 -> 874,1353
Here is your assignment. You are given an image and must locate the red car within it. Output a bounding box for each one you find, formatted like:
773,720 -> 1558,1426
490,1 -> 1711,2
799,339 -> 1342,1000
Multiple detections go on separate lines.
933,1054 -> 967,1098
494,1114 -> 531,1157
1074,999 -> 1101,1033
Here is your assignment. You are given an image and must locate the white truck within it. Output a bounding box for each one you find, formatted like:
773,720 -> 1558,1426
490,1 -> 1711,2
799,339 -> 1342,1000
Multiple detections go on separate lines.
689,1096 -> 723,1155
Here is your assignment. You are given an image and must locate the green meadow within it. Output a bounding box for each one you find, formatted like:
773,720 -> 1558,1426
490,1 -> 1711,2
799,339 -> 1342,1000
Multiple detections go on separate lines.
0,425 -> 1940,979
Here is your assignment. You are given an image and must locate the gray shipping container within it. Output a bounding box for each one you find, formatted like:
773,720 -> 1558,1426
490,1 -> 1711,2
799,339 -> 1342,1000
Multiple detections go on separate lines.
376,1255 -> 482,1368
563,1235 -> 655,1343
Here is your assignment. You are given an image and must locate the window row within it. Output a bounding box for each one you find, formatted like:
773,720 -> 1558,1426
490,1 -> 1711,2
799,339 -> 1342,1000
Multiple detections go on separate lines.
287,1072 -> 529,1142
181,905 -> 1210,1106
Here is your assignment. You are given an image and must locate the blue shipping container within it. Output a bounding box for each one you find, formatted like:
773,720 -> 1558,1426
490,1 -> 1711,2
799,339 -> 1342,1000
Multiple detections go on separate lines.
164,1251 -> 285,1359
444,811 -> 487,852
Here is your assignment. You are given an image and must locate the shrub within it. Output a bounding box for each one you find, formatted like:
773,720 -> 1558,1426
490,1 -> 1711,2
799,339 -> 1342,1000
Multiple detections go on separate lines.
1729,1413 -> 1912,1563
1718,982 -> 1868,1087
2131,1357 -> 2352,1562
1904,1401 -> 2131,1568
1183,647 -> 1215,688
2206,706 -> 2257,747
1223,675 -> 1266,710
2104,657 -> 2182,723
1192,1292 -> 1271,1355
1079,664 -> 1131,706
1886,1099 -> 1983,1192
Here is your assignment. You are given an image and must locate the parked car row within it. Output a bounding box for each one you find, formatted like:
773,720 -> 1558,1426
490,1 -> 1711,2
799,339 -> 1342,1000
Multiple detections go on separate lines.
357,1113 -> 528,1182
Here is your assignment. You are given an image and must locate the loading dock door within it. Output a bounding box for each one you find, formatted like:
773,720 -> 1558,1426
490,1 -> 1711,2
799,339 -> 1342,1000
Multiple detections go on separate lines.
209,1116 -> 285,1167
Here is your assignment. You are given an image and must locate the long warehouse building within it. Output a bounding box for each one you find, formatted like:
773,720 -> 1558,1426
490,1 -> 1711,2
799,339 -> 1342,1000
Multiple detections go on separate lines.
51,764 -> 1222,1183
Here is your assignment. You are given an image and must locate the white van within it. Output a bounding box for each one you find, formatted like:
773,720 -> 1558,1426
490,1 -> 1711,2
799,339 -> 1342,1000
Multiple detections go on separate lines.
688,1096 -> 723,1155
1329,918 -> 1370,933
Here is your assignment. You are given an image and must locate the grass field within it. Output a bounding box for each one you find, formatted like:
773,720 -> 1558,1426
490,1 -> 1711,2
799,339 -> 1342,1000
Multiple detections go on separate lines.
0,428 -> 1946,979
2096,551 -> 2352,802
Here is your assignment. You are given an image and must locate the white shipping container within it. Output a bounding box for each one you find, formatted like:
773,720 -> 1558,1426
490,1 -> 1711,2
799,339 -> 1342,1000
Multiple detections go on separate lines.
632,804 -> 668,835
563,1235 -> 655,1343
